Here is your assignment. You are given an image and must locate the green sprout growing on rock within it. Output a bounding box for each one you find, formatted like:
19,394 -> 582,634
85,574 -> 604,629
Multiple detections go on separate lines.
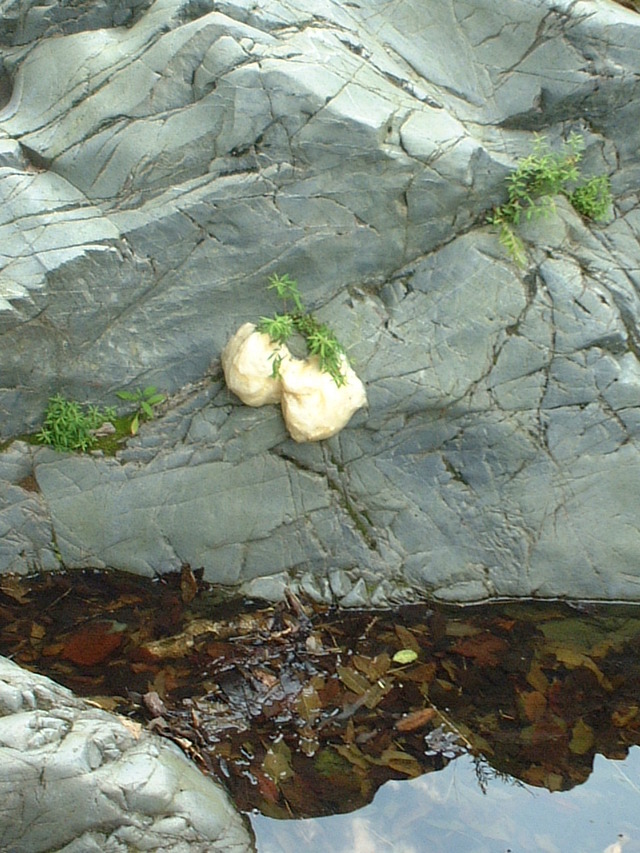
488,133 -> 612,265
37,394 -> 117,452
256,274 -> 347,386
116,385 -> 166,435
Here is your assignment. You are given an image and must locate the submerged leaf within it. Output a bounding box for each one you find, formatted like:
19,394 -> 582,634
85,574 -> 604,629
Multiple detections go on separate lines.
569,718 -> 595,755
452,632 -> 509,667
353,652 -> 391,681
395,708 -> 437,732
337,665 -> 371,695
263,739 -> 294,784
379,747 -> 422,777
297,685 -> 321,724
394,625 -> 421,653
393,649 -> 418,665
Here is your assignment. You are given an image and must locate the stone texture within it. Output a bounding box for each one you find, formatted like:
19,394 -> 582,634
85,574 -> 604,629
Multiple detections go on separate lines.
1,0 -> 640,602
0,656 -> 254,853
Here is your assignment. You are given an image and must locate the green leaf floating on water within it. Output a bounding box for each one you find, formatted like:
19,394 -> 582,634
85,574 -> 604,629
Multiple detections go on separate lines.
393,649 -> 418,664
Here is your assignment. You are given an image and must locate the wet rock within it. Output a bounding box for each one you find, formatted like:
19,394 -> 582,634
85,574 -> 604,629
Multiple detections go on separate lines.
0,656 -> 253,853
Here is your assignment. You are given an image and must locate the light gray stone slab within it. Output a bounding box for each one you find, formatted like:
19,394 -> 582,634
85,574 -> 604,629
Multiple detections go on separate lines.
1,0 -> 640,603
0,656 -> 254,853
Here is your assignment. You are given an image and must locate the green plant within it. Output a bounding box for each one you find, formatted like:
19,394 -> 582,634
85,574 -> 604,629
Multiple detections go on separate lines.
256,274 -> 348,386
116,385 -> 166,435
570,175 -> 612,222
488,134 -> 611,264
37,394 -> 117,452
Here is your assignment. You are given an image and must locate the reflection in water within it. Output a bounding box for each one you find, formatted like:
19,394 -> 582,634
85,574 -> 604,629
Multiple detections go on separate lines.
252,748 -> 640,853
2,569 -> 640,849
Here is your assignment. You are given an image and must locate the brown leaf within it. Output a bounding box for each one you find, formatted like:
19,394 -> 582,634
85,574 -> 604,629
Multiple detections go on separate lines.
549,645 -> 611,688
394,625 -> 421,654
402,662 -> 437,684
256,770 -> 280,803
395,707 -> 437,732
452,632 -> 509,667
0,577 -> 31,604
62,622 -> 124,666
334,742 -> 370,770
180,564 -> 198,604
353,652 -> 391,681
30,622 -> 46,640
519,689 -> 547,723
362,678 -> 392,710
337,665 -> 371,696
612,705 -> 638,727
379,747 -> 422,777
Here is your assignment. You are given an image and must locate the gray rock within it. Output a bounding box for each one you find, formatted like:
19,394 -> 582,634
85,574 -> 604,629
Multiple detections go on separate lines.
0,656 -> 254,853
1,0 -> 640,602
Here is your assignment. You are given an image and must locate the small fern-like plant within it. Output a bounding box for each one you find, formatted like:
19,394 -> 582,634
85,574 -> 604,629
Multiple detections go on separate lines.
488,134 -> 612,265
256,274 -> 347,386
37,394 -> 116,452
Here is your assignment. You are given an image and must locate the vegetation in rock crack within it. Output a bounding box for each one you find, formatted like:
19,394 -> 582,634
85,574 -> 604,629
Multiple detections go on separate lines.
256,273 -> 348,386
37,394 -> 117,452
488,133 -> 612,265
569,174 -> 612,222
116,385 -> 166,435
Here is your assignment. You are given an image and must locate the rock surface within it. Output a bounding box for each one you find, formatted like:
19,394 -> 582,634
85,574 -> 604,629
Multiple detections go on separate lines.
0,655 -> 254,853
2,0 -> 640,602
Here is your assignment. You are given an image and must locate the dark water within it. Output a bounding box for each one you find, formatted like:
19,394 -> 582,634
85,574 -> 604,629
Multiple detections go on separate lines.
1,569 -> 640,851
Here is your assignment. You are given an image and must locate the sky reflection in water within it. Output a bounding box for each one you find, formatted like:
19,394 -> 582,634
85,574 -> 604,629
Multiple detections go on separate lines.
252,747 -> 640,853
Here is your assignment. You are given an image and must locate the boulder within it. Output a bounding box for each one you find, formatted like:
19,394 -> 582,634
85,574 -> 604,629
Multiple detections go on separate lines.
279,354 -> 367,443
221,322 -> 287,407
0,656 -> 254,853
1,0 -> 640,602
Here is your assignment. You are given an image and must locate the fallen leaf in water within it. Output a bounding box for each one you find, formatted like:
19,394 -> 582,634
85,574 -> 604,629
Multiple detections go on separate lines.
353,652 -> 391,681
0,577 -> 31,604
30,622 -> 46,640
395,707 -> 437,732
445,621 -> 482,638
62,621 -> 124,666
519,689 -> 547,723
337,665 -> 371,696
362,678 -> 392,709
402,662 -> 437,684
395,625 -> 421,653
334,742 -> 370,771
569,718 -> 595,755
612,705 -> 638,727
380,746 -> 423,777
297,685 -> 321,724
452,632 -> 509,667
393,649 -> 418,665
526,661 -> 549,693
180,564 -> 198,604
548,644 -> 611,688
263,739 -> 294,784
256,769 -> 280,803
